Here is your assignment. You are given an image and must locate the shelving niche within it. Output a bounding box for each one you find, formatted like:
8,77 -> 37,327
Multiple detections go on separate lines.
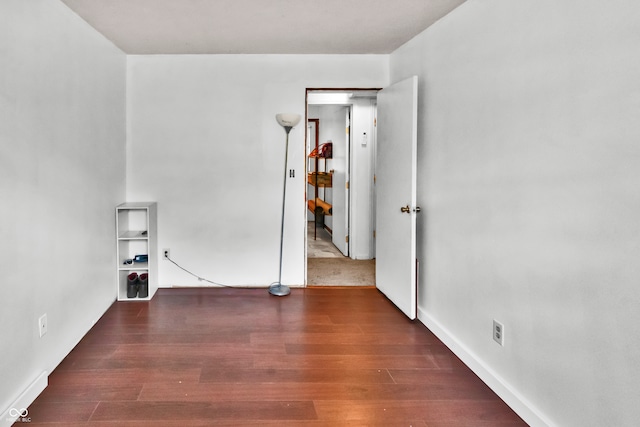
115,202 -> 157,301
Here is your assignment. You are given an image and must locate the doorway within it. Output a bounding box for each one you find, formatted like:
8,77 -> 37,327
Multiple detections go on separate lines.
305,89 -> 379,286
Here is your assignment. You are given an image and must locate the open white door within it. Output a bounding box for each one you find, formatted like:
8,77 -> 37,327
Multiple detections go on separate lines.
375,76 -> 419,319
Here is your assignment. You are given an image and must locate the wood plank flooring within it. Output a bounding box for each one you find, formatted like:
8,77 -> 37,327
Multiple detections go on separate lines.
21,288 -> 527,426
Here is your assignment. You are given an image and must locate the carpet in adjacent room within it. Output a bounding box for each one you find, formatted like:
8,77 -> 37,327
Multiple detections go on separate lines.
307,257 -> 375,286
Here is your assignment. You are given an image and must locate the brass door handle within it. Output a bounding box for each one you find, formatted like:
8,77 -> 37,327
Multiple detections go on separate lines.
400,205 -> 421,213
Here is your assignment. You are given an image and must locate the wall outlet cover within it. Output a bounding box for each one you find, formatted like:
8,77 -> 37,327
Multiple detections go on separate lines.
38,314 -> 48,338
493,319 -> 504,346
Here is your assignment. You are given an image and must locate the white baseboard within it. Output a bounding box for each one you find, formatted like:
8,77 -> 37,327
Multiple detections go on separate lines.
1,371 -> 48,427
417,307 -> 553,427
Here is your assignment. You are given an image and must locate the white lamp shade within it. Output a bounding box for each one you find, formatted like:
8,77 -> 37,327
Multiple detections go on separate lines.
276,113 -> 301,128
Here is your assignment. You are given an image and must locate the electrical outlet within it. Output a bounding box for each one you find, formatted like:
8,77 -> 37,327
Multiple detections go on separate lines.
493,319 -> 504,346
163,248 -> 170,260
38,314 -> 48,338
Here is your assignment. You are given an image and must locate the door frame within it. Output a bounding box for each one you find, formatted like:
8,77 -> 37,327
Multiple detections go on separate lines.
304,88 -> 381,285
307,118 -> 320,232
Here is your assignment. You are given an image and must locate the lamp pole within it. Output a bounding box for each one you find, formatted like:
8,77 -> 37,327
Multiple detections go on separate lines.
269,114 -> 301,296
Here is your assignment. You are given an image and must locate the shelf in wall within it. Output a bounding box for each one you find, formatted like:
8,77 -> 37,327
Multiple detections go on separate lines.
115,202 -> 157,301
118,262 -> 149,271
118,230 -> 149,240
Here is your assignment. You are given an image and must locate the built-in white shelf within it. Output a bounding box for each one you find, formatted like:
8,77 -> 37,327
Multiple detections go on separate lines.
118,230 -> 149,239
115,202 -> 157,301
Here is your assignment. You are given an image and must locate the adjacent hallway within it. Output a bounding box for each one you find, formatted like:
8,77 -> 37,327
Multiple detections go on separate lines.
307,222 -> 375,286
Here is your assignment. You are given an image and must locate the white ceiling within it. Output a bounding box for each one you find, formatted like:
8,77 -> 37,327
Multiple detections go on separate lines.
60,0 -> 467,55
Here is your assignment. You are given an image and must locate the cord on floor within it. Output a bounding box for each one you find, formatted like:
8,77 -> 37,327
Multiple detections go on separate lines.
165,255 -> 265,289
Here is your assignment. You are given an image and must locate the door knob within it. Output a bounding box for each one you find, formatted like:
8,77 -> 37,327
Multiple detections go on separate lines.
400,205 -> 421,213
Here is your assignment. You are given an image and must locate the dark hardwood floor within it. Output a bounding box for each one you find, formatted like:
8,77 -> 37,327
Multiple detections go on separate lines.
21,287 -> 526,426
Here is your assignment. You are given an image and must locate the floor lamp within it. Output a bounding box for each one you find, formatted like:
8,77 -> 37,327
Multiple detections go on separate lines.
269,113 -> 302,296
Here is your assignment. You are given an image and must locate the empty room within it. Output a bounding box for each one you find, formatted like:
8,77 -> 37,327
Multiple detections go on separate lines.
2,1 -> 639,426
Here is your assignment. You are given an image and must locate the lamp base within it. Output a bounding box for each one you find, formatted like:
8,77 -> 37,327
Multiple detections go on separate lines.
268,283 -> 291,297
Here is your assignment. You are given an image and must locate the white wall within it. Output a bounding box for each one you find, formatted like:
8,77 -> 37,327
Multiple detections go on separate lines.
127,55 -> 387,287
390,0 -> 640,425
0,0 -> 126,423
